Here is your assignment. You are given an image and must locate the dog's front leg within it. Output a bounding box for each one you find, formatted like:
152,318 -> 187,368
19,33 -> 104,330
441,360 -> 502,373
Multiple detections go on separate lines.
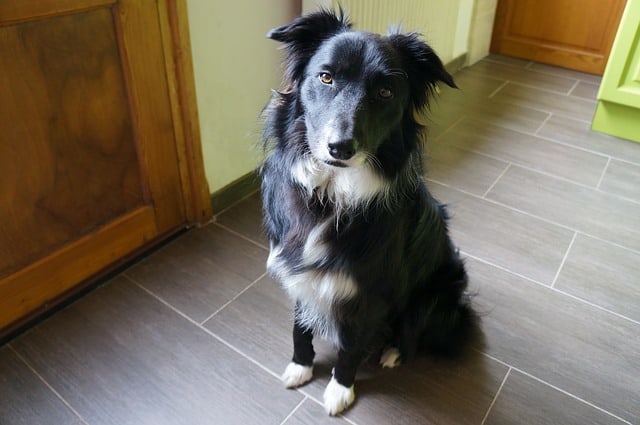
323,328 -> 363,415
282,303 -> 315,388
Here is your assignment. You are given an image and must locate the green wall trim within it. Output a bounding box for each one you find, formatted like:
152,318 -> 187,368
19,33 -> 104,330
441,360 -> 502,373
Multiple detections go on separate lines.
592,100 -> 640,143
210,170 -> 260,215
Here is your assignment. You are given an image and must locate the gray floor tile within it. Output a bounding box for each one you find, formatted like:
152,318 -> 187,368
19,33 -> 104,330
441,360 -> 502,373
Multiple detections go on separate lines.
12,276 -> 302,425
206,276 -> 508,425
426,141 -> 509,196
125,224 -> 267,323
216,193 -> 268,247
439,118 -> 608,186
429,182 -> 575,285
466,61 -> 577,94
340,353 -> 507,425
282,398 -> 352,424
486,166 -> 640,252
492,83 -> 597,122
570,80 -> 600,101
527,62 -> 602,84
470,258 -> 640,423
555,234 -> 640,322
537,115 -> 640,164
0,346 -> 84,425
204,275 -> 294,375
599,159 -> 640,202
485,370 -> 627,425
484,54 -> 532,68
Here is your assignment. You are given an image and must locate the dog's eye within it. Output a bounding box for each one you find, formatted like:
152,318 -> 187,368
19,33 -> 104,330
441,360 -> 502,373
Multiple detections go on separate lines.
319,72 -> 333,85
378,87 -> 393,99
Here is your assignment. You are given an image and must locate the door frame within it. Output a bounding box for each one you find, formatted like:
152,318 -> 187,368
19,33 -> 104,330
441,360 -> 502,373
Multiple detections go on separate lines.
158,0 -> 213,225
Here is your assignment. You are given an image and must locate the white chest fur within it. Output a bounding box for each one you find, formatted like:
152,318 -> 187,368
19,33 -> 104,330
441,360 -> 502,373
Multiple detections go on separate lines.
266,219 -> 358,348
290,157 -> 389,211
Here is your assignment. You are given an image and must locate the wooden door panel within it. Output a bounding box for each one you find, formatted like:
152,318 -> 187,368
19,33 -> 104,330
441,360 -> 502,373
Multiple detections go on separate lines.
491,0 -> 627,75
0,0 -> 203,335
0,7 -> 144,277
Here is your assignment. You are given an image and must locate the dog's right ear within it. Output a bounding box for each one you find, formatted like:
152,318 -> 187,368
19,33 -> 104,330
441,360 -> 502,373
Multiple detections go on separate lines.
268,8 -> 351,84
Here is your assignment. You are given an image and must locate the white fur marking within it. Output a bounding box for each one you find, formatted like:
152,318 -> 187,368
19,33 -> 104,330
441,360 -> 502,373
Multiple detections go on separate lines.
301,219 -> 332,266
380,347 -> 402,368
283,270 -> 357,347
290,156 -> 389,211
323,376 -> 355,416
281,362 -> 313,388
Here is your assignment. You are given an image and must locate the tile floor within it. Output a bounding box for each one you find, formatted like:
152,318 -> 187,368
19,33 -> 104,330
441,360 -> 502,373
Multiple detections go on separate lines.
2,55 -> 640,424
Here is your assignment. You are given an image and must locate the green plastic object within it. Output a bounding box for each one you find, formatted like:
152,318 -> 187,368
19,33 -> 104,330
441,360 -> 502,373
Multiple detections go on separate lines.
592,0 -> 640,143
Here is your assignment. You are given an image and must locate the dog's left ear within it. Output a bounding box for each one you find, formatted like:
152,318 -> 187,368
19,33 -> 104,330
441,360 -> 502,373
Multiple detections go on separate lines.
268,9 -> 351,84
388,33 -> 457,110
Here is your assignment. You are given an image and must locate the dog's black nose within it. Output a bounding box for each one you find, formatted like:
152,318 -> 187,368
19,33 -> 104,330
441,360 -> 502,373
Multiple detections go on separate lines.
328,140 -> 356,160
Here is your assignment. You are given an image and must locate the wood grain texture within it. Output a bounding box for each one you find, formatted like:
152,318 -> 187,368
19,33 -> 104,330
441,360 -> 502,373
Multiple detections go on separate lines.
157,0 -> 213,224
0,207 -> 156,331
490,0 -> 626,74
0,0 -> 210,337
0,8 -> 143,278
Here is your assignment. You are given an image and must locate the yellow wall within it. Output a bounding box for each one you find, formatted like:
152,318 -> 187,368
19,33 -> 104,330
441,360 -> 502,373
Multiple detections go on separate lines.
187,0 -> 299,193
189,0 -> 480,194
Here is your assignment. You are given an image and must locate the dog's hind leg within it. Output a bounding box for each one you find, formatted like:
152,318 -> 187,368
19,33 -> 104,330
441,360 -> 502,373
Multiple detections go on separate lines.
282,304 -> 315,388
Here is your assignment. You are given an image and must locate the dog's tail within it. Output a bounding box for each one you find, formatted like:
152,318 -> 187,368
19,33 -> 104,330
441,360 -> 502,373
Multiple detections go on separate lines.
399,258 -> 478,359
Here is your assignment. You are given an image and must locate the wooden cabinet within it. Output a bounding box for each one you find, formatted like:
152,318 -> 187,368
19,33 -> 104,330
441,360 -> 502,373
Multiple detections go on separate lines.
0,0 -> 212,337
491,0 -> 627,75
592,0 -> 640,143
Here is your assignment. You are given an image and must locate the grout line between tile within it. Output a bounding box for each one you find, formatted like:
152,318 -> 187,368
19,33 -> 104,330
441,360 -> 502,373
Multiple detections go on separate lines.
533,112 -> 553,135
482,163 -> 511,198
487,80 -> 509,99
477,351 -> 633,425
128,275 -> 285,382
293,390 -> 359,425
480,367 -> 511,425
431,115 -> 467,143
566,79 -> 581,96
279,396 -> 308,425
214,222 -> 269,251
8,345 -> 91,425
550,232 -> 577,289
199,272 -> 267,325
429,166 -> 640,234
461,251 -> 640,326
596,157 -> 612,189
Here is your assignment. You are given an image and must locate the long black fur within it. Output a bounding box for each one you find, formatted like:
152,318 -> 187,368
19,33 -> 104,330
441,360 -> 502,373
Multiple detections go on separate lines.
261,9 -> 476,414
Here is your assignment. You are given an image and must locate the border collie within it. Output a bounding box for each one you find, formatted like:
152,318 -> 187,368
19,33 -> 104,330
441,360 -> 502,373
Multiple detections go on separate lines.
260,9 -> 476,416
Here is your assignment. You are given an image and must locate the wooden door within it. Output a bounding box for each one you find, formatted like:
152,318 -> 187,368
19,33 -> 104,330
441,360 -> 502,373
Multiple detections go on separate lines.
490,0 -> 627,74
0,0 -> 211,336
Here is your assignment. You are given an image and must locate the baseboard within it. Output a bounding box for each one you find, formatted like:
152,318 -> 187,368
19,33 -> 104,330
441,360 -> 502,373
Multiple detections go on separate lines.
445,53 -> 468,75
210,170 -> 260,215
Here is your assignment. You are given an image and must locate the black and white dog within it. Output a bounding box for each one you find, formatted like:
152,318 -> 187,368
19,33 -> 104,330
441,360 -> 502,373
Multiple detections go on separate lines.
260,9 -> 476,415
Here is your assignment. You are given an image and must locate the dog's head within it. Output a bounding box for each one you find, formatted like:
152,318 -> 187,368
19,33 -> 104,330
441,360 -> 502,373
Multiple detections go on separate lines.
268,9 -> 455,170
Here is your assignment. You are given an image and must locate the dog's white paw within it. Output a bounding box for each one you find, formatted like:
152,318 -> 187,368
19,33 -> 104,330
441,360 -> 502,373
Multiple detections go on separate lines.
281,362 -> 313,388
323,376 -> 355,416
379,347 -> 402,368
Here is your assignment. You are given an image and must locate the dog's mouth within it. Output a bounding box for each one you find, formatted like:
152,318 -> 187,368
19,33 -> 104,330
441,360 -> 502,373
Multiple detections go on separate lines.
324,160 -> 349,168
